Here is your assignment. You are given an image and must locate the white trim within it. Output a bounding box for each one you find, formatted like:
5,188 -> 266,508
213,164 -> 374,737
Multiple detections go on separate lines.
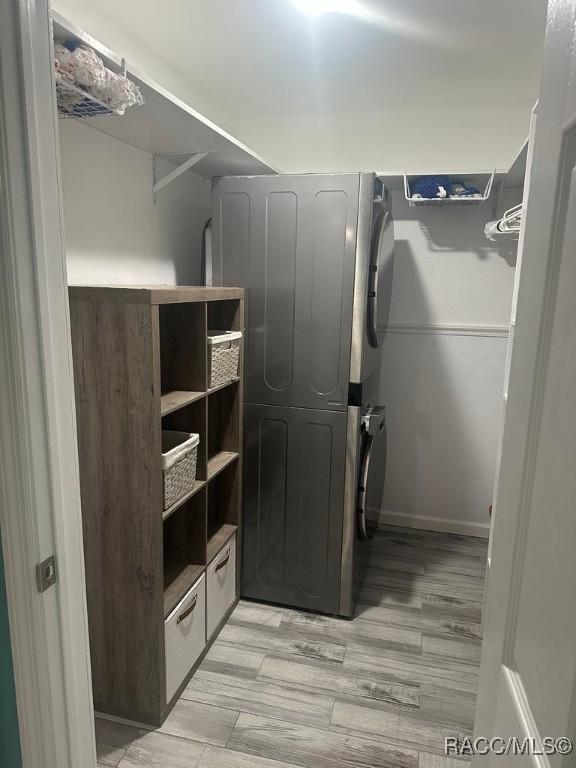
502,667 -> 551,768
0,1 -> 96,766
376,508 -> 490,538
387,322 -> 510,338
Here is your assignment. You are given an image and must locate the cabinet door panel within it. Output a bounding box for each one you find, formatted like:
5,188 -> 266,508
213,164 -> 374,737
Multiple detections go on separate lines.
243,404 -> 345,613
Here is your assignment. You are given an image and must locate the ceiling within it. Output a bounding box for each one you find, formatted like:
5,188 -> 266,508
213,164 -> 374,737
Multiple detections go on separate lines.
64,0 -> 547,118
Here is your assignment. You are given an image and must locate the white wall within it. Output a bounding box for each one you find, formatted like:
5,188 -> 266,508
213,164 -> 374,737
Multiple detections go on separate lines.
60,121 -> 210,285
370,190 -> 521,537
237,105 -> 532,174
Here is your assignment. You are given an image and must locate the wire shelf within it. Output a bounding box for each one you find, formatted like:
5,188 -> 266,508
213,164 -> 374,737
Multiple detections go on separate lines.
55,75 -> 124,119
404,172 -> 495,208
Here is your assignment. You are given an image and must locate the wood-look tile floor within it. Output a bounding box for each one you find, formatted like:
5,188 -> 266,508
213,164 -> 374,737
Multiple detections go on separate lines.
96,525 -> 487,768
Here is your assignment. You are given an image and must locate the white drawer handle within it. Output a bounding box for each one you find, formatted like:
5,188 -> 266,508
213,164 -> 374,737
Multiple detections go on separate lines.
176,593 -> 198,624
215,548 -> 231,572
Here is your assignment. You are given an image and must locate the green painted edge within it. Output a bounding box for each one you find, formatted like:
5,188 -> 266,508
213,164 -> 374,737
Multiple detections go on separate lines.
0,536 -> 22,768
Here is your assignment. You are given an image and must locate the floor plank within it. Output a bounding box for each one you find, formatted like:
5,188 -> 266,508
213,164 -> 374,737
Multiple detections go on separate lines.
360,570 -> 485,602
358,585 -> 423,610
97,742 -> 126,767
199,744 -> 303,768
231,602 -> 285,627
421,594 -> 484,624
279,609 -> 422,652
259,654 -> 420,709
201,641 -> 266,679
158,698 -> 239,746
343,642 -> 480,693
95,718 -> 141,749
228,712 -> 419,768
330,699 -> 472,755
422,634 -> 482,665
118,731 -> 206,768
420,685 -> 478,729
183,667 -> 335,727
419,751 -> 470,767
354,603 -> 482,640
219,621 -> 347,664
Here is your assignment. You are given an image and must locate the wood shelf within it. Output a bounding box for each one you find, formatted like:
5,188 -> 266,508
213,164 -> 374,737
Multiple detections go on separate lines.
161,390 -> 205,417
207,377 -> 239,396
207,451 -> 239,481
207,523 -> 237,564
163,563 -> 204,619
69,285 -> 244,306
162,480 -> 206,521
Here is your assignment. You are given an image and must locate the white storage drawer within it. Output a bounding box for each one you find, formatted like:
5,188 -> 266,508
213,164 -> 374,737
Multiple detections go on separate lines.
207,534 -> 236,638
164,573 -> 206,703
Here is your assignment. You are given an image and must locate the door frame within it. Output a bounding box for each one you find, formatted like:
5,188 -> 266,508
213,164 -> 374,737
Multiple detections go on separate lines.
0,1 -> 96,766
475,0 -> 576,745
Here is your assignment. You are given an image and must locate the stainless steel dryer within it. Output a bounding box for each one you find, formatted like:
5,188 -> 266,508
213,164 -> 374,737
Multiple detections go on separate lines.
211,172 -> 394,617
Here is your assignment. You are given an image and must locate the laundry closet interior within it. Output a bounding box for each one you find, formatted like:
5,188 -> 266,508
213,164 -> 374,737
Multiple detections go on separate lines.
44,1 -> 546,765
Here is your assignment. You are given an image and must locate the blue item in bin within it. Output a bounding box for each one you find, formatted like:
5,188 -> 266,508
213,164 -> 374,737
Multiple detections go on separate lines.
410,175 -> 482,200
411,175 -> 453,199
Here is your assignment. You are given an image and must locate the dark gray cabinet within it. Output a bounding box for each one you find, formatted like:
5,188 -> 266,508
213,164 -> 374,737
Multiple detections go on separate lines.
212,174 -> 360,411
242,403 -> 346,613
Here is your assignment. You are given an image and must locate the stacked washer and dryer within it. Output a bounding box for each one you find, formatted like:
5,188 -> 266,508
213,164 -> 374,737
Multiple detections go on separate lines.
210,172 -> 394,617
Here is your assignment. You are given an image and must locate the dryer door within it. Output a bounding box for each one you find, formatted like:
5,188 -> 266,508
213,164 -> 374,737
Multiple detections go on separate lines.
357,407 -> 387,540
367,201 -> 394,348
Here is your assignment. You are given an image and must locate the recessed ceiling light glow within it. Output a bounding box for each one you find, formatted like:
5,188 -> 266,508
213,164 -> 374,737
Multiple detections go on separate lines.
291,0 -> 366,17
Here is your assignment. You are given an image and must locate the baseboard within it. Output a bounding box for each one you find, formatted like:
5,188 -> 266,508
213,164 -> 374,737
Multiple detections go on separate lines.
386,322 -> 510,339
376,508 -> 491,539
95,710 -> 155,731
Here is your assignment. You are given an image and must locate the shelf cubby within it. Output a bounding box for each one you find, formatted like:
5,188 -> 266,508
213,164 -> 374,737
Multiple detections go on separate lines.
163,398 -> 208,483
208,380 -> 240,462
207,460 -> 240,563
163,490 -> 206,618
207,298 -> 242,333
159,301 -> 207,395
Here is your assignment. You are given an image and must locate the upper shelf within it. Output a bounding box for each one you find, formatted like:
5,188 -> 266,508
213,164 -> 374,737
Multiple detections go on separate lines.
52,13 -> 279,179
69,285 -> 244,305
376,138 -> 530,198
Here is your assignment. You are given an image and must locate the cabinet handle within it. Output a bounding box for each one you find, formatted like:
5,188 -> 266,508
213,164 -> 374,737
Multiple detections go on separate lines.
215,549 -> 230,572
176,594 -> 198,624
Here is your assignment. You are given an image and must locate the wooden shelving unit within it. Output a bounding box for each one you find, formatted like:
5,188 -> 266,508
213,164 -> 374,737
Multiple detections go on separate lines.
69,285 -> 244,726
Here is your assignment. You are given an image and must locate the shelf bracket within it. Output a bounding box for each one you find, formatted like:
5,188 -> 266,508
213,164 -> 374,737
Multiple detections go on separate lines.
152,152 -> 209,202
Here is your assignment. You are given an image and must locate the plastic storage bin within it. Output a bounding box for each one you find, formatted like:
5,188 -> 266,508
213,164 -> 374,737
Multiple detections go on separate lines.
162,431 -> 199,509
207,331 -> 242,389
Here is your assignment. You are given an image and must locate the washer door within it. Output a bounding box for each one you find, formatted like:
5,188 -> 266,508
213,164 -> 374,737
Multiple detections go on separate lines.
367,204 -> 394,348
357,420 -> 387,540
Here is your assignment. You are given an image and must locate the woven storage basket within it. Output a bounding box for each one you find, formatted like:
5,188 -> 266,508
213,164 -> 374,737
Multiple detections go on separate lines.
207,331 -> 242,389
162,431 -> 199,510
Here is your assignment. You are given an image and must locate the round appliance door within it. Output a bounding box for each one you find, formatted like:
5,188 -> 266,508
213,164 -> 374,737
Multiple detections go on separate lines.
357,418 -> 387,541
367,205 -> 394,348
